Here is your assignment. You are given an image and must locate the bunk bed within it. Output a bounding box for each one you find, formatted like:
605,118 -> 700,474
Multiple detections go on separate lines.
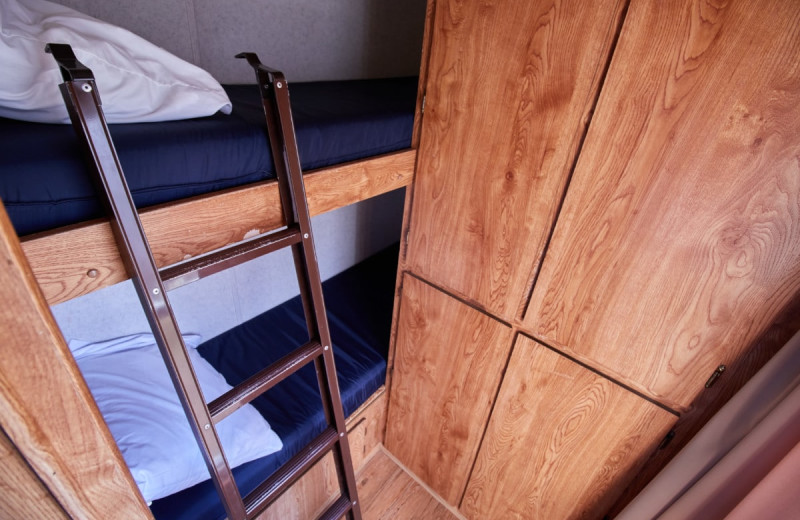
1,26 -> 418,520
0,76 -> 415,517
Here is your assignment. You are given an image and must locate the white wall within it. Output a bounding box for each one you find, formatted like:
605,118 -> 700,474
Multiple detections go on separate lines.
53,0 -> 427,83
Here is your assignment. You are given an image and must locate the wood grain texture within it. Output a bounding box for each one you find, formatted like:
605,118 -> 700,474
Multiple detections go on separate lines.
385,275 -> 514,504
407,0 -> 626,320
461,336 -> 676,519
256,387 -> 387,519
257,451 -> 340,520
411,0 -> 437,149
347,387 -> 388,473
0,203 -> 151,519
0,427 -> 68,520
358,448 -> 462,520
607,305 -> 800,516
524,0 -> 800,410
22,150 -> 415,305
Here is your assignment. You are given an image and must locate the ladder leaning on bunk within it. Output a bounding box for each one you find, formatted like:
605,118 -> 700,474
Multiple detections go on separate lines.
45,43 -> 362,520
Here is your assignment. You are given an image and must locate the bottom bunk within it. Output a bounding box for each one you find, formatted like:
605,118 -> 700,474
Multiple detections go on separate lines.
71,243 -> 399,520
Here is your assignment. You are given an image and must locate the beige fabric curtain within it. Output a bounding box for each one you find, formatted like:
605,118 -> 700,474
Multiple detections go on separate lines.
618,330 -> 800,520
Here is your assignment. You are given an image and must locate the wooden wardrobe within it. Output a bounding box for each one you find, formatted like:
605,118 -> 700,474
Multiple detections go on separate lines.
387,0 -> 800,518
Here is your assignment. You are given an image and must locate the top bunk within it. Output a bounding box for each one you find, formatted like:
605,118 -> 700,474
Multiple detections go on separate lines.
2,77 -> 420,305
0,0 -> 426,306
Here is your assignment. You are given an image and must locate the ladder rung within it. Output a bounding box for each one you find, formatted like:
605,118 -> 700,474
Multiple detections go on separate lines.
244,427 -> 340,518
209,340 -> 323,423
317,495 -> 352,520
160,225 -> 302,291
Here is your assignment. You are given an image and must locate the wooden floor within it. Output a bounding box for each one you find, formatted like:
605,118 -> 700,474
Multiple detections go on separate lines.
357,447 -> 463,520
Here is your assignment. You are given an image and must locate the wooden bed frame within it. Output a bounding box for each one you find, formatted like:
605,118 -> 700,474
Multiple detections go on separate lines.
22,148 -> 416,306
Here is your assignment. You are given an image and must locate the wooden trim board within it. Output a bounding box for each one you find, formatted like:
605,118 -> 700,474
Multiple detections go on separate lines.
21,149 -> 416,305
0,203 -> 152,519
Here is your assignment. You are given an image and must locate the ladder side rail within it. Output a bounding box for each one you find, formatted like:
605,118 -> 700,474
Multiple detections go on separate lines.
237,53 -> 362,520
251,65 -> 318,336
242,55 -> 342,448
264,64 -> 363,520
45,44 -> 246,519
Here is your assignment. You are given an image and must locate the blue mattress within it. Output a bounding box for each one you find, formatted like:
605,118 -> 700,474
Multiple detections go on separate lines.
0,77 -> 417,236
149,243 -> 398,520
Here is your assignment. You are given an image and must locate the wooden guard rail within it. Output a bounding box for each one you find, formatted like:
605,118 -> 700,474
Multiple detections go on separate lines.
21,149 -> 415,305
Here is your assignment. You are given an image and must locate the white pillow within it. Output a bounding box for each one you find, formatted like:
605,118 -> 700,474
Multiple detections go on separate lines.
70,333 -> 282,503
0,0 -> 232,123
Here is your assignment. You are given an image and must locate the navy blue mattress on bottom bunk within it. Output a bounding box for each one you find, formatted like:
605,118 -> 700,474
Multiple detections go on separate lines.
149,243 -> 398,520
0,77 -> 417,236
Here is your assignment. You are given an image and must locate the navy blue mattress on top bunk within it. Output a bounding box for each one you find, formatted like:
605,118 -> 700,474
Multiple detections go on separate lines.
150,243 -> 399,520
0,77 -> 417,236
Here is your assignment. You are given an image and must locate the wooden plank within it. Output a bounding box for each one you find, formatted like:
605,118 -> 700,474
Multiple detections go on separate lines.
256,386 -> 388,519
22,150 -> 416,305
406,0 -> 626,321
256,451 -> 339,520
461,336 -> 676,519
524,0 -> 800,410
357,449 -> 461,520
385,275 -> 514,504
0,428 -> 68,520
607,327 -> 797,516
411,0 -> 437,149
0,203 -> 151,519
347,388 -> 388,473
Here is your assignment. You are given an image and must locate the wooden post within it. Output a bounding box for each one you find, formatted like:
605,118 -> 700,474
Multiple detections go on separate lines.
0,201 -> 151,519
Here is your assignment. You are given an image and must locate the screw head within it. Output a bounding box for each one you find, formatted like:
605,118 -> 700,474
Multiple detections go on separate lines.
204,424 -> 210,430
81,83 -> 92,92
276,82 -> 283,88
152,288 -> 160,295
303,233 -> 309,239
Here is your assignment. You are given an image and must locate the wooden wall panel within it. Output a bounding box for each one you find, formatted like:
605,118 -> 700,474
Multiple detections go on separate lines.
386,275 -> 513,504
461,336 -> 676,519
524,0 -> 800,411
0,203 -> 151,519
0,427 -> 68,520
407,0 -> 626,320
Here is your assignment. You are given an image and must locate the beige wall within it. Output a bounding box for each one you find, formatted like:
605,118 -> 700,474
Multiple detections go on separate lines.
53,0 -> 427,83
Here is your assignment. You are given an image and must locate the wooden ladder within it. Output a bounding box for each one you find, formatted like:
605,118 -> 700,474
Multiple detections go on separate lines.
46,43 -> 362,520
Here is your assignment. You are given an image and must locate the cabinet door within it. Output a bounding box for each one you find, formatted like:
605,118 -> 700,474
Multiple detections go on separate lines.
406,0 -> 626,320
524,0 -> 800,411
386,275 -> 513,504
461,336 -> 676,519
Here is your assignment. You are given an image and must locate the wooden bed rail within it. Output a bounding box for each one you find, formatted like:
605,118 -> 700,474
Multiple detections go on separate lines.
20,149 -> 415,305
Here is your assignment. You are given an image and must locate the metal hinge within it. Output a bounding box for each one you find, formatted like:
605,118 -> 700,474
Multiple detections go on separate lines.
421,94 -> 426,114
705,365 -> 726,388
658,430 -> 676,450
